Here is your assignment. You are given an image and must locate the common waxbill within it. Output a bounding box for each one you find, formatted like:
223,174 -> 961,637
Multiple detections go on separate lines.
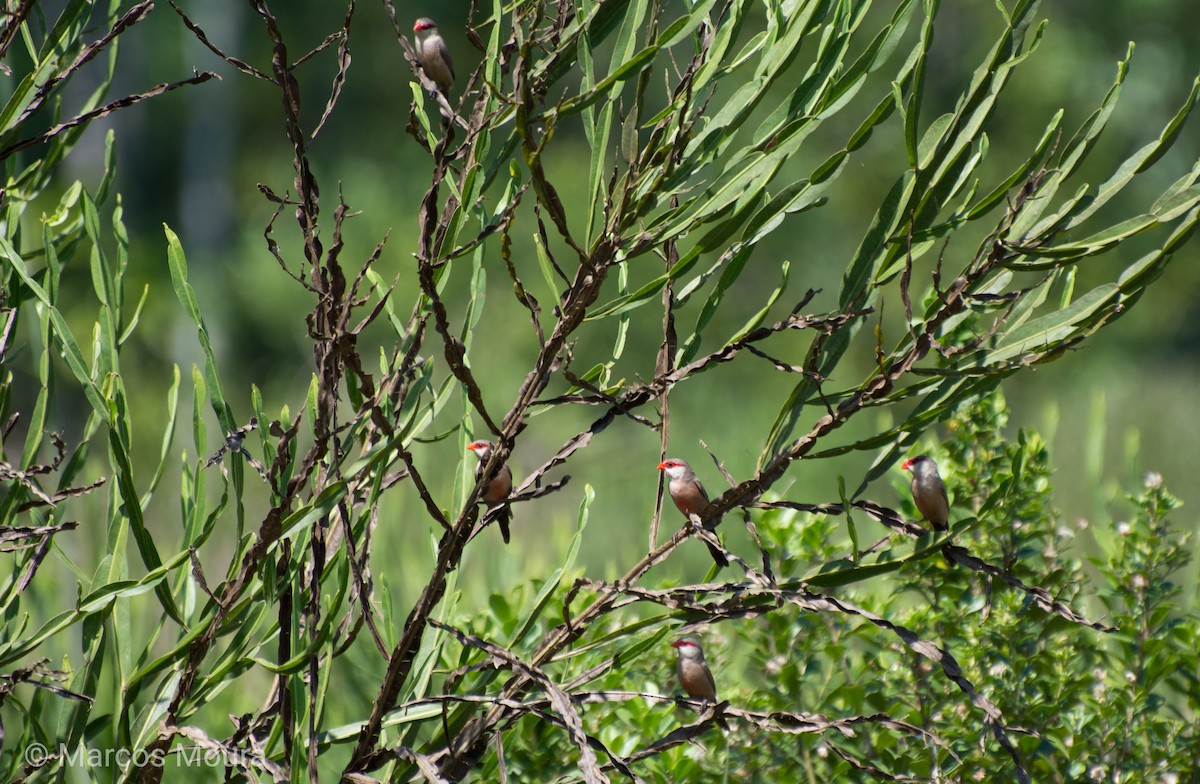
658,458 -> 729,567
901,454 -> 949,532
672,637 -> 728,729
413,18 -> 455,96
468,440 -> 512,543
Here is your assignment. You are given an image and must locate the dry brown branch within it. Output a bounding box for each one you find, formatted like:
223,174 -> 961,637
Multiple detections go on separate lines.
0,70 -> 219,163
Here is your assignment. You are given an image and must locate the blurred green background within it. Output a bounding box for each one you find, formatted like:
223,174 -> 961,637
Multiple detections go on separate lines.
29,0 -> 1200,609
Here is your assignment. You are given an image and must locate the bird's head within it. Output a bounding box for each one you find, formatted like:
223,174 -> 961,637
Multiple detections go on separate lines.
671,637 -> 704,660
413,18 -> 439,34
901,455 -> 935,474
467,440 -> 494,459
657,458 -> 691,480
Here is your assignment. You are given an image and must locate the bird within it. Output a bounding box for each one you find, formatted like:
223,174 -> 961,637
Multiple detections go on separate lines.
412,18 -> 455,96
467,440 -> 513,543
671,637 -> 728,729
658,458 -> 729,568
901,454 -> 950,532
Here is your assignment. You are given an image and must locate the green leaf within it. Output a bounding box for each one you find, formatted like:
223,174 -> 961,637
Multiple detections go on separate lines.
987,283 -> 1118,363
165,225 -> 233,430
508,485 -> 592,650
1,236 -> 108,419
278,481 -> 348,543
586,248 -> 702,320
140,364 -> 181,511
726,259 -> 788,346
1009,42 -> 1133,238
677,246 -> 752,364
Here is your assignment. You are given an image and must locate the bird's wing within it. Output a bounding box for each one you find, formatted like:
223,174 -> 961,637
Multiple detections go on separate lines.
436,38 -> 455,82
703,665 -> 718,701
492,463 -> 513,498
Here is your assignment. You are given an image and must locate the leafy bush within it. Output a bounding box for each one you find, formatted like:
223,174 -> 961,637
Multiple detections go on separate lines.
1,1 -> 1199,782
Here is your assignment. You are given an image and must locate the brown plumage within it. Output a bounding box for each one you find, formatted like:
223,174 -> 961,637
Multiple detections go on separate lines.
658,458 -> 729,567
902,454 -> 949,532
413,18 -> 455,95
468,440 -> 513,543
672,637 -> 728,729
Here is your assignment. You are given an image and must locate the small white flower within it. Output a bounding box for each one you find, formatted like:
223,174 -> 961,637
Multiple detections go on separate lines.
1076,518 -> 1090,530
1117,522 -> 1131,536
988,661 -> 1008,677
1132,574 -> 1148,590
1089,764 -> 1105,781
764,655 -> 786,677
1125,670 -> 1137,683
1144,472 -> 1163,489
1164,773 -> 1179,784
1056,525 -> 1075,540
815,743 -> 828,759
1092,668 -> 1107,681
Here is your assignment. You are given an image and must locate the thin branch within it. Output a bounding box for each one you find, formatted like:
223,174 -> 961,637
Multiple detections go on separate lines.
171,1 -> 272,80
0,70 -> 219,163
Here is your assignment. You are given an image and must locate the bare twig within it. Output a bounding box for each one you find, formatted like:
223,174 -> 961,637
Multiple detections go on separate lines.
0,70 -> 219,163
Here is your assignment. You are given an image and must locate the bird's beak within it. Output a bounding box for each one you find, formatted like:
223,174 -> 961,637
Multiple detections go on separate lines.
657,461 -> 669,471
900,458 -> 913,471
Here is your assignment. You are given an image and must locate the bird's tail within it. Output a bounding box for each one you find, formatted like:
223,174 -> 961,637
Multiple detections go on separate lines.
705,540 -> 729,568
498,507 -> 511,544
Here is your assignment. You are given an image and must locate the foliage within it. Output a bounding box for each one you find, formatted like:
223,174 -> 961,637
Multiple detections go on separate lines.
0,0 -> 1198,782
613,394 -> 1200,783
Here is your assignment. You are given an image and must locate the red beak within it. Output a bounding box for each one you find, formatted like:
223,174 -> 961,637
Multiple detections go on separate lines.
900,457 -> 914,470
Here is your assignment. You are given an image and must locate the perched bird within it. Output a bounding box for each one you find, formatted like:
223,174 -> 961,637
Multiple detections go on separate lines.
671,637 -> 728,729
901,454 -> 949,532
412,18 -> 455,96
468,440 -> 513,543
658,458 -> 729,568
